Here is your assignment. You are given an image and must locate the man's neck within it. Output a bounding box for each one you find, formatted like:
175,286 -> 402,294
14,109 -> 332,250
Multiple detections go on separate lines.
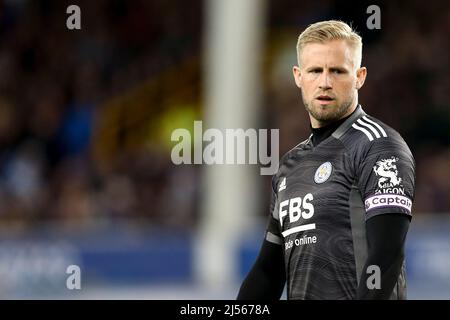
310,105 -> 358,146
310,101 -> 358,129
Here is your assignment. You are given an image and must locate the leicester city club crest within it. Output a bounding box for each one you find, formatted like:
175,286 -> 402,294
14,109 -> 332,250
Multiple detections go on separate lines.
314,162 -> 333,184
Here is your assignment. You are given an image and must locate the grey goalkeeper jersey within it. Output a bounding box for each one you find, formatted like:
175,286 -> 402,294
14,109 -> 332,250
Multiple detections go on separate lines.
265,105 -> 415,300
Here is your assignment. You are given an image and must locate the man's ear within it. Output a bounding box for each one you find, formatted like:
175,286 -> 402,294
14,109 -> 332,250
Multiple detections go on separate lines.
293,66 -> 302,88
356,67 -> 367,90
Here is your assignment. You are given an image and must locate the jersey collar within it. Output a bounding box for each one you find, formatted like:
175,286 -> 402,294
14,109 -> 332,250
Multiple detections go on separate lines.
332,104 -> 366,139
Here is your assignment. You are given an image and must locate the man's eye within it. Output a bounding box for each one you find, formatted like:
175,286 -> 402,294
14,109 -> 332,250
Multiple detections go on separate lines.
310,69 -> 321,73
332,69 -> 343,74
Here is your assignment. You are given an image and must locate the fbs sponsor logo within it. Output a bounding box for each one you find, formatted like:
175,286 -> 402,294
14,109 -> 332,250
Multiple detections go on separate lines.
279,193 -> 315,237
365,194 -> 412,213
284,234 -> 317,251
373,156 -> 405,195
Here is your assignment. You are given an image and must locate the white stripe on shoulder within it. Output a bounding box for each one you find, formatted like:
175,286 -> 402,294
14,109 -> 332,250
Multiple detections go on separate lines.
362,116 -> 387,137
357,118 -> 381,138
352,123 -> 374,141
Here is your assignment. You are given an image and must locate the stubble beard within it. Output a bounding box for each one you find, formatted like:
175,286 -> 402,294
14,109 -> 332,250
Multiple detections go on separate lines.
302,91 -> 355,126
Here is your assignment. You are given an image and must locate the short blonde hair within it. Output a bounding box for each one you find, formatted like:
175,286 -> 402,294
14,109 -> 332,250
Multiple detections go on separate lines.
296,20 -> 362,68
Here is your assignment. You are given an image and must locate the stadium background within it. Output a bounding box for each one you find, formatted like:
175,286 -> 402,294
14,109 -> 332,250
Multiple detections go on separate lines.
0,0 -> 448,299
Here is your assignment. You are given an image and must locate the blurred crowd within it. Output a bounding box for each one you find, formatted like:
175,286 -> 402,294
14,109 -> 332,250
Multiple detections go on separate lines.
0,0 -> 202,230
0,0 -> 448,231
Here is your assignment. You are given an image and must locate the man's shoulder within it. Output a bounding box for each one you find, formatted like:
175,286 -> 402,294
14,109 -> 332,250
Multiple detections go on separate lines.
339,113 -> 411,154
280,134 -> 312,163
271,135 -> 312,186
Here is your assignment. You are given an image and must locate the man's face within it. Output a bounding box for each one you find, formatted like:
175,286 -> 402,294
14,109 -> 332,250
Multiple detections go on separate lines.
293,39 -> 367,128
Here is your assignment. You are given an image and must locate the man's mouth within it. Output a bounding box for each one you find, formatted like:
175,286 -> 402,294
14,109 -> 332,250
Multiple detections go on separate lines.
316,95 -> 334,101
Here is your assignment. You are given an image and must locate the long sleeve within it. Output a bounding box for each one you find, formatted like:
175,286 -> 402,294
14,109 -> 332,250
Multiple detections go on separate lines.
356,213 -> 410,299
237,239 -> 286,300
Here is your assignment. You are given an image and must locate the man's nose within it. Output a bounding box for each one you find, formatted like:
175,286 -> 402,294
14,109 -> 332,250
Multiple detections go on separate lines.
318,71 -> 332,90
